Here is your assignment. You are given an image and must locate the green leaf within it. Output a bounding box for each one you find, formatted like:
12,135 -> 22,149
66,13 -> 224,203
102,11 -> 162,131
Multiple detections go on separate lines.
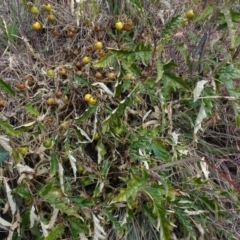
94,43 -> 151,69
150,139 -> 171,161
67,216 -> 88,238
142,204 -> 157,225
50,154 -> 58,177
163,72 -> 190,90
14,121 -> 36,135
44,224 -> 64,240
68,196 -> 93,208
74,75 -> 91,87
133,42 -> 152,65
0,145 -> 9,163
193,4 -> 213,22
218,64 -> 240,81
74,104 -> 98,122
93,53 -> 117,68
0,78 -> 15,96
131,127 -> 159,151
12,184 -> 31,199
162,14 -> 183,36
154,202 -> 171,240
100,159 -> 110,178
156,61 -> 164,83
102,84 -> 140,133
103,208 -> 123,231
198,196 -> 217,213
0,119 -> 20,136
176,43 -> 189,63
25,103 -> 40,116
231,10 -> 240,23
175,207 -> 196,237
112,173 -> 148,203
144,182 -> 166,202
38,181 -> 78,217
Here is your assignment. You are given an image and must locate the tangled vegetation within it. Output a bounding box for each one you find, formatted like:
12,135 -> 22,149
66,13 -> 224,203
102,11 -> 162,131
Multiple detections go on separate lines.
0,0 -> 240,239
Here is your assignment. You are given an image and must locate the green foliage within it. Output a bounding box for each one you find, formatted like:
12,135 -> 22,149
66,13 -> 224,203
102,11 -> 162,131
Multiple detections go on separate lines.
0,146 -> 9,163
1,0 -> 240,239
44,224 -> 64,240
0,78 -> 15,95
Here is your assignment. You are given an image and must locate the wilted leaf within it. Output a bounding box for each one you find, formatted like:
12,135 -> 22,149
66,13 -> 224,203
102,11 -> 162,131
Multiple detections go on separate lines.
68,151 -> 77,182
194,101 -> 208,139
156,61 -> 164,83
193,80 -> 208,102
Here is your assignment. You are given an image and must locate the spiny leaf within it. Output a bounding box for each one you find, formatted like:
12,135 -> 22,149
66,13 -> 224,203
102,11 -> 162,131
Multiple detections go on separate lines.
93,53 -> 117,68
102,84 -> 140,133
112,174 -> 148,203
12,184 -> 32,199
68,216 -> 88,237
175,207 -> 196,237
163,72 -> 190,90
74,104 -> 98,122
74,75 -> 91,87
25,103 -> 40,116
154,202 -> 171,240
150,139 -> 171,161
44,224 -> 64,240
218,64 -> 240,81
193,4 -> 213,22
176,43 -> 189,63
0,78 -> 15,96
0,119 -> 20,137
162,14 -> 183,36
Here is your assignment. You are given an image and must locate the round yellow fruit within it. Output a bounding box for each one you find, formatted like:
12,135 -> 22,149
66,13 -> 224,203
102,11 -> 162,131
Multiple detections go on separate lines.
84,93 -> 92,102
107,72 -> 115,80
88,96 -> 97,104
62,95 -> 69,104
32,21 -> 41,30
95,72 -> 103,80
77,165 -> 85,174
17,146 -> 28,155
113,127 -> 123,136
115,21 -> 123,30
30,6 -> 39,14
47,69 -> 54,76
43,3 -> 52,12
60,121 -> 68,129
43,139 -> 52,148
46,98 -> 56,106
182,18 -> 188,26
93,132 -> 100,140
59,67 -> 67,76
48,14 -> 55,21
185,9 -> 194,20
94,41 -> 103,50
82,56 -> 90,64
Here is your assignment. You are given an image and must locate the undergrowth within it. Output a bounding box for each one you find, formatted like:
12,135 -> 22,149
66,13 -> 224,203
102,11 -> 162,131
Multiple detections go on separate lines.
0,0 -> 240,239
